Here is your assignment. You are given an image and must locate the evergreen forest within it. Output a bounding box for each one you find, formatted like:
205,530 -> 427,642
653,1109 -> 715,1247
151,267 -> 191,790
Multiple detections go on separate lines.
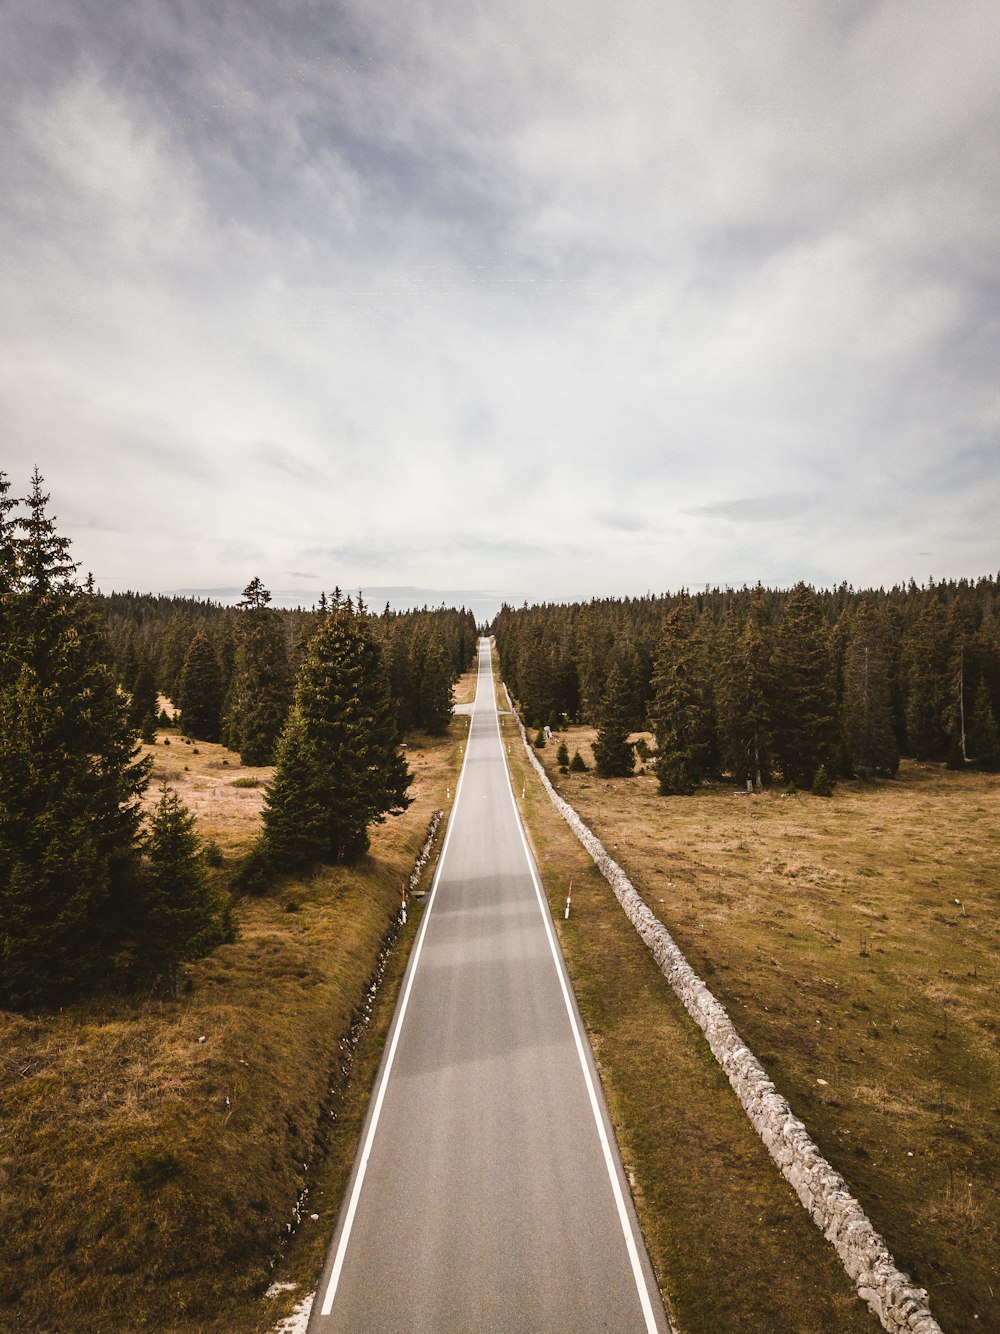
492,578 -> 1000,794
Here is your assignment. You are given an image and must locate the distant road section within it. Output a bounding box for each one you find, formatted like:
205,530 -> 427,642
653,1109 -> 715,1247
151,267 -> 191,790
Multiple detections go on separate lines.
308,639 -> 669,1333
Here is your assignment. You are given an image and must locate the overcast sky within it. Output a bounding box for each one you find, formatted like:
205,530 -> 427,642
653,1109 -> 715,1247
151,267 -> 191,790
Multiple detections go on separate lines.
2,1 -> 998,617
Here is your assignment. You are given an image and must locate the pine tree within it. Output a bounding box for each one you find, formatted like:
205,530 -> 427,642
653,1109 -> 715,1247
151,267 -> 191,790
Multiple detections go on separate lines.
177,628 -> 224,741
592,664 -> 635,777
902,599 -> 951,760
419,631 -> 454,735
568,750 -> 587,772
556,740 -> 570,772
716,595 -> 774,789
222,578 -> 291,765
0,472 -> 150,1008
261,605 -> 412,867
771,584 -> 836,787
140,784 -> 228,997
842,597 -> 898,778
968,678 -> 1000,771
650,600 -> 713,794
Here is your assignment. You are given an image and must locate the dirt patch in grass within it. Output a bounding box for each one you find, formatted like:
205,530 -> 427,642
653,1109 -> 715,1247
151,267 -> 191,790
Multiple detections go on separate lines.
0,681 -> 474,1333
526,717 -> 1000,1334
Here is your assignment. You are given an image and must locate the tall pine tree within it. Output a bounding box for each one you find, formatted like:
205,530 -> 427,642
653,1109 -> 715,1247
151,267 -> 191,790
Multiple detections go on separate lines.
262,604 -> 412,866
0,472 -> 150,1008
177,627 -> 224,742
842,597 -> 899,778
222,578 -> 291,764
771,583 -> 836,787
716,594 -> 775,789
650,599 -> 713,795
592,664 -> 635,777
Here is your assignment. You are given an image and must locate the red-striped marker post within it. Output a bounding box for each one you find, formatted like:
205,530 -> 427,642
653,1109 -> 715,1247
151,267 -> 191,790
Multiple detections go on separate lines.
401,880 -> 407,925
565,879 -> 573,920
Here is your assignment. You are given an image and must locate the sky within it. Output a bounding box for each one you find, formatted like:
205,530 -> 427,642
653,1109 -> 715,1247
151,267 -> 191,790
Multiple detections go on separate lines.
2,0 -> 998,621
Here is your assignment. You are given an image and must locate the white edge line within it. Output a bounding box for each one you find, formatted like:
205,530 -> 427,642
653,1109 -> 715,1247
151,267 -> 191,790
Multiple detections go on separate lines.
318,647 -> 484,1318
488,650 -> 662,1334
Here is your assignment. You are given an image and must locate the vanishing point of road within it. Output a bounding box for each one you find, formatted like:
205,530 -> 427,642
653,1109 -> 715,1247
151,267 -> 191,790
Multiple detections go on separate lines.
307,639 -> 670,1333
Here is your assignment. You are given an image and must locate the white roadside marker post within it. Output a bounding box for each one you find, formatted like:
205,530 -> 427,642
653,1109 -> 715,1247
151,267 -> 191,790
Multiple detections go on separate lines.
565,879 -> 573,920
400,881 -> 407,926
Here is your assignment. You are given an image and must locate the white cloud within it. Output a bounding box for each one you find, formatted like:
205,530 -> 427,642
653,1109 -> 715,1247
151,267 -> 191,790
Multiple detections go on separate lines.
1,0 -> 998,606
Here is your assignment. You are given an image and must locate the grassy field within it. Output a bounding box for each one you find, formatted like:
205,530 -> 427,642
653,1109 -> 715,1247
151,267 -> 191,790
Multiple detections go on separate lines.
0,691 -> 472,1334
513,713 -> 999,1334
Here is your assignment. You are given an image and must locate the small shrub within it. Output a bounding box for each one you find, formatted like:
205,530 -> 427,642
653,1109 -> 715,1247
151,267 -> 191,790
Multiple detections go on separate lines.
556,741 -> 570,771
158,708 -> 172,728
202,839 -> 223,868
192,748 -> 199,755
232,776 -> 260,789
162,737 -> 171,746
534,729 -> 546,748
569,750 -> 587,772
284,898 -> 301,913
811,765 -> 834,797
634,737 -> 651,761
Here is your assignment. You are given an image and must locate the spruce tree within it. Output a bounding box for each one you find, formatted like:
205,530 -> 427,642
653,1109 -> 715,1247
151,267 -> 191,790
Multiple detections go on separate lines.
716,595 -> 774,790
568,749 -> 587,772
556,740 -> 570,772
222,578 -> 291,765
968,678 -> 1000,771
902,599 -> 951,760
592,664 -> 635,777
419,631 -> 454,735
771,583 -> 836,787
177,627 -> 224,741
140,784 -> 228,997
261,604 -> 412,867
0,472 -> 150,1008
650,600 -> 713,794
842,597 -> 898,778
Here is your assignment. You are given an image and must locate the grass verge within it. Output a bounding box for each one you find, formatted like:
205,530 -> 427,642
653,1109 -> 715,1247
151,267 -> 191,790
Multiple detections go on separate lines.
516,714 -> 999,1334
0,689 -> 472,1333
501,700 -> 884,1334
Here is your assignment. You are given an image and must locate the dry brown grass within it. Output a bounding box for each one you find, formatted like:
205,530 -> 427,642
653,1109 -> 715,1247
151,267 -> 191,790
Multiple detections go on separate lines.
0,678 -> 475,1333
528,718 -> 1000,1334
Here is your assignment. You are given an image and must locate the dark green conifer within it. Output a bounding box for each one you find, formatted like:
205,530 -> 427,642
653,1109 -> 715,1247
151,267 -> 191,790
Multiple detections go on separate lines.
593,664 -> 635,777
419,632 -> 454,735
842,597 -> 898,778
140,784 -> 228,997
568,749 -> 587,772
222,578 -> 291,765
556,740 -> 570,772
177,628 -> 224,741
0,472 -> 150,1008
650,600 -> 713,794
771,584 -> 836,787
968,678 -> 1000,771
716,594 -> 774,790
902,599 -> 951,760
261,605 -> 412,867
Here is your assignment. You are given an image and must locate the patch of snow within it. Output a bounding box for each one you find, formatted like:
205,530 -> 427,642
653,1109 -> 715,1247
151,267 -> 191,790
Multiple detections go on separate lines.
264,1281 -> 297,1299
273,1291 -> 314,1333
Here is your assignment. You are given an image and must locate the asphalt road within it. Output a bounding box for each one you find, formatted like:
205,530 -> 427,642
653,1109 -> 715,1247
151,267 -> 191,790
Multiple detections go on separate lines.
307,639 -> 669,1333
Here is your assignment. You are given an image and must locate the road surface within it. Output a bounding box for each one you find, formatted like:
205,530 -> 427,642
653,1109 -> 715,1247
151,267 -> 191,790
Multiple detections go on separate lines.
307,639 -> 669,1332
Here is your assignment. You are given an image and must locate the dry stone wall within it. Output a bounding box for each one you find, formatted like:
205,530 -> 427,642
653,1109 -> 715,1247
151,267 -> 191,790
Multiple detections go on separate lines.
512,708 -> 943,1334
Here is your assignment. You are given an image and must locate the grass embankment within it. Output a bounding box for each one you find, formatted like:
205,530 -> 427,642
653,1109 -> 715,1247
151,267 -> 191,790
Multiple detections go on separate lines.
0,685 -> 472,1334
510,710 -> 999,1334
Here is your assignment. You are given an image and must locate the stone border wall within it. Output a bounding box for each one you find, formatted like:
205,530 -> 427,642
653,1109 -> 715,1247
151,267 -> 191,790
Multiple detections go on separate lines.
511,705 -> 943,1334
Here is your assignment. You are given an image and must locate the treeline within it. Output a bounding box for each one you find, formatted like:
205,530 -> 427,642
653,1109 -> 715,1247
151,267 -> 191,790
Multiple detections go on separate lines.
493,577 -> 1000,794
0,472 -> 231,1009
102,587 -> 477,760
